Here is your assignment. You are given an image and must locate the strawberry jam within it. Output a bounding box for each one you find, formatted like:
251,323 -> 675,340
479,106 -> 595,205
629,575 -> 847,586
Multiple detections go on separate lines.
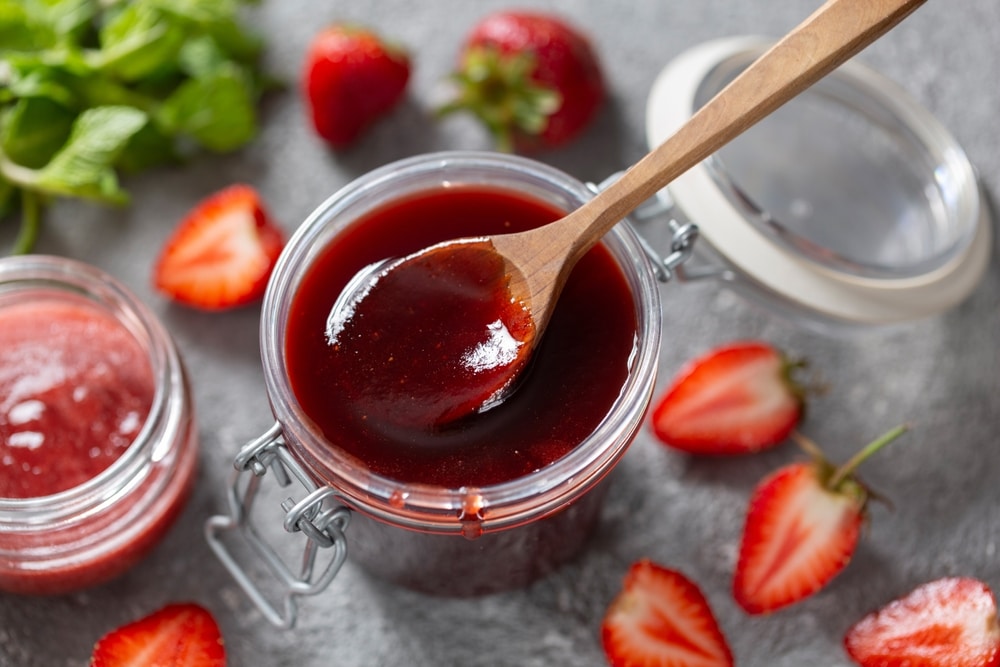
0,299 -> 154,498
285,186 -> 637,488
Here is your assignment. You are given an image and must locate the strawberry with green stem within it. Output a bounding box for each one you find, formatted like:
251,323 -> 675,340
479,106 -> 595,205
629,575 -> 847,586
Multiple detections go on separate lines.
440,11 -> 605,152
734,424 -> 909,615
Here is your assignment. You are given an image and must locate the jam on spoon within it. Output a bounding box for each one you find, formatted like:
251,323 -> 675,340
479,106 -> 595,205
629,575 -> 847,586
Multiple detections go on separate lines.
325,238 -> 535,430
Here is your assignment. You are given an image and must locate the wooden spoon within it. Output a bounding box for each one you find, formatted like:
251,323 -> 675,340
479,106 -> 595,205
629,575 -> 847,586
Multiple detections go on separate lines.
499,0 -> 925,335
329,0 -> 925,429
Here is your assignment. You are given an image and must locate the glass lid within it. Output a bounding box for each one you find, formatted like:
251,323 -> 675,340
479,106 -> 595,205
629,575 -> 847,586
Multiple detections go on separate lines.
645,37 -> 990,324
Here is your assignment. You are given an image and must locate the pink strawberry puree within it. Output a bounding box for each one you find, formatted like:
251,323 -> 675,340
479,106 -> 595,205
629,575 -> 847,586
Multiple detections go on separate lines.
0,299 -> 154,498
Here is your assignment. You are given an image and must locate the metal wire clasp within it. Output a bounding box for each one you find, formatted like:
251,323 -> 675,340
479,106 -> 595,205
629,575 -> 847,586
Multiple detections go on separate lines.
589,174 -> 699,283
205,422 -> 351,628
649,217 -> 699,283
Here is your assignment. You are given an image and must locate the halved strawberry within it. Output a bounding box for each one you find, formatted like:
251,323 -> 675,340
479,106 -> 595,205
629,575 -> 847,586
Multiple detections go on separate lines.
153,184 -> 283,310
844,577 -> 1000,667
90,602 -> 225,666
733,426 -> 907,615
651,341 -> 804,455
601,559 -> 733,667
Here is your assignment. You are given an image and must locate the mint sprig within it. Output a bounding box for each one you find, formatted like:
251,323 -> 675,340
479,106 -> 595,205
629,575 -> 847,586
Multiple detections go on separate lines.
0,0 -> 270,254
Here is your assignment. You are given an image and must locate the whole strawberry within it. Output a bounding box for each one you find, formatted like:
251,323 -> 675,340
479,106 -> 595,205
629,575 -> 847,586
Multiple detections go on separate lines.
441,11 -> 605,152
733,426 -> 907,615
303,24 -> 411,148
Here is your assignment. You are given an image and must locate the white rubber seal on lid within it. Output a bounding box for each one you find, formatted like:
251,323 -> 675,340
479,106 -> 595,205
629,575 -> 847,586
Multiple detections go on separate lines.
646,36 -> 990,324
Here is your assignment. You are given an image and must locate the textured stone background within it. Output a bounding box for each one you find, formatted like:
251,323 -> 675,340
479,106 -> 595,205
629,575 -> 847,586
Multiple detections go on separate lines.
2,1 -> 998,665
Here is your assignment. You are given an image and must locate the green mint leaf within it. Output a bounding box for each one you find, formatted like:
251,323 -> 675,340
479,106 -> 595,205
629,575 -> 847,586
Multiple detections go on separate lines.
201,15 -> 263,63
0,97 -> 76,168
1,53 -> 80,107
177,34 -> 230,78
116,121 -> 180,173
158,63 -> 256,152
150,0 -> 263,63
146,0 -> 238,24
1,0 -> 269,254
97,3 -> 187,82
0,0 -> 57,50
41,0 -> 94,41
33,105 -> 147,203
178,34 -> 279,97
7,0 -> 94,46
69,74 -> 159,113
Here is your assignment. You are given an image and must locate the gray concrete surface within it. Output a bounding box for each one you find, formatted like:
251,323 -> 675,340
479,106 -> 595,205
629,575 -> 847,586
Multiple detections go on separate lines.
2,1 -> 998,665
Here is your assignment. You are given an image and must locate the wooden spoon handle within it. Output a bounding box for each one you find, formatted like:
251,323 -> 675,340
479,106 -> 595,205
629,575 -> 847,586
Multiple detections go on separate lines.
557,0 -> 926,260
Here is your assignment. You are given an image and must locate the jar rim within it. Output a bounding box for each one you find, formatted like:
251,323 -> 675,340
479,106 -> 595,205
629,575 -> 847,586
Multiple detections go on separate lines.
260,151 -> 662,534
0,255 -> 178,516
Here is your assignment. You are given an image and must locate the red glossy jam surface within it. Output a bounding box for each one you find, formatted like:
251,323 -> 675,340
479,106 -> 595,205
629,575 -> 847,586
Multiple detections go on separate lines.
326,241 -> 534,429
286,186 -> 637,488
0,298 -> 154,498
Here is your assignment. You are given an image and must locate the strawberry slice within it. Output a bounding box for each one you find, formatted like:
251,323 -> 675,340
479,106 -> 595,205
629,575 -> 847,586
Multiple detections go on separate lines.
153,184 -> 283,310
733,426 -> 907,615
650,341 -> 804,455
844,577 -> 1000,667
601,559 -> 733,667
91,602 -> 226,666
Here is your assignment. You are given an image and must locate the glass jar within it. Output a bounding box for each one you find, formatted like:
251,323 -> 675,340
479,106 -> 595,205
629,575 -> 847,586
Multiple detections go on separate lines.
206,152 -> 667,627
0,255 -> 197,595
